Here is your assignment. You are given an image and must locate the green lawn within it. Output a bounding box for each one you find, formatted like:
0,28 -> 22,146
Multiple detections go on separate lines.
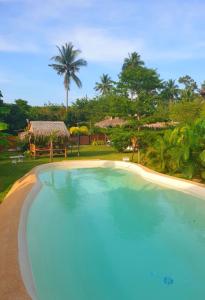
0,145 -> 134,203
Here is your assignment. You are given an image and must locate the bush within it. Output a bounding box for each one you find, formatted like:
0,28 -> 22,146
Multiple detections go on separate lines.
110,131 -> 132,152
69,126 -> 89,135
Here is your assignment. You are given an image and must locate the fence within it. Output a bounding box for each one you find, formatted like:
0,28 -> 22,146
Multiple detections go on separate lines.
69,134 -> 107,145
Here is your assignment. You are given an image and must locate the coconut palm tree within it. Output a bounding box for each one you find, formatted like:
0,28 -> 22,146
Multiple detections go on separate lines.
49,42 -> 87,111
122,52 -> 144,70
161,79 -> 179,104
94,74 -> 114,95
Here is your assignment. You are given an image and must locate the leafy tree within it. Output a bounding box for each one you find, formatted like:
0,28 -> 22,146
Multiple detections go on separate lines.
49,42 -> 87,111
29,103 -> 66,121
119,65 -> 162,99
4,100 -> 30,130
178,75 -> 198,101
110,129 -> 132,152
95,74 -> 114,95
169,98 -> 202,124
15,99 -> 30,115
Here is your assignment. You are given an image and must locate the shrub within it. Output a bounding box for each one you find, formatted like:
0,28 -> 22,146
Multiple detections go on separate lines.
110,131 -> 131,152
69,126 -> 89,135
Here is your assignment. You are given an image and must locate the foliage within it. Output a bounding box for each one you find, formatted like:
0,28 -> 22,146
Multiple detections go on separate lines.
69,126 -> 89,135
169,99 -> 202,124
145,119 -> 205,180
0,122 -> 8,130
110,130 -> 132,152
119,64 -> 162,97
178,75 -> 198,101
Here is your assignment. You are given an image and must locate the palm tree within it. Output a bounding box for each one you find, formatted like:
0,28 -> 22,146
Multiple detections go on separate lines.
49,42 -> 87,111
94,74 -> 113,95
162,79 -> 179,104
122,52 -> 144,70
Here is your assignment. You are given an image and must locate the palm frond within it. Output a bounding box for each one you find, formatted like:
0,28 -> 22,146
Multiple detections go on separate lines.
72,73 -> 82,88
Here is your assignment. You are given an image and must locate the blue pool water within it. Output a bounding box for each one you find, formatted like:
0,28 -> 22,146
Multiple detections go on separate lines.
26,167 -> 205,300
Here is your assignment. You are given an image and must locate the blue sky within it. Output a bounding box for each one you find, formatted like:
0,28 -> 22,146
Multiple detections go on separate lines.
0,0 -> 205,106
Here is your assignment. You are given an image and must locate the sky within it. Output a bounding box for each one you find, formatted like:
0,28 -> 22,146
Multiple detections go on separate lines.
0,0 -> 205,106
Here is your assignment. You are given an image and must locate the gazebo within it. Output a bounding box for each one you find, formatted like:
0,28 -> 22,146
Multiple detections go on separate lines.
23,121 -> 70,159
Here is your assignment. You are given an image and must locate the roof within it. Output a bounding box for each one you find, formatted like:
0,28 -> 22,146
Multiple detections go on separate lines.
95,117 -> 127,128
142,121 -> 179,129
28,121 -> 70,139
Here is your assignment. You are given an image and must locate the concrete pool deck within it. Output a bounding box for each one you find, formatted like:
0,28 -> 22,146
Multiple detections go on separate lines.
0,160 -> 205,299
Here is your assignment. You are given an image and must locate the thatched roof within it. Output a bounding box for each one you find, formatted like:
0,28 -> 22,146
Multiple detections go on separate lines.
95,117 -> 127,128
142,121 -> 179,129
19,121 -> 70,142
28,121 -> 70,139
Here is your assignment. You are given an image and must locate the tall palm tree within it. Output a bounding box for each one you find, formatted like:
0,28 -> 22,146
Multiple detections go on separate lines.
122,52 -> 144,70
162,79 -> 179,104
94,74 -> 113,95
49,42 -> 87,111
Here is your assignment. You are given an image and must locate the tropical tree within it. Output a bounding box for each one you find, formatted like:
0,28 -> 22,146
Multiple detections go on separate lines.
122,52 -> 144,70
161,79 -> 179,104
49,42 -> 87,111
178,75 -> 198,101
95,74 -> 114,95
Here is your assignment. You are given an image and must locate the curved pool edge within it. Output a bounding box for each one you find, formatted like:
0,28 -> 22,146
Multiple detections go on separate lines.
0,160 -> 205,300
0,170 -> 37,300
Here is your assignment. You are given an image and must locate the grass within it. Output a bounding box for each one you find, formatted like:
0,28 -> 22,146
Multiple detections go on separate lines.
0,145 -> 134,203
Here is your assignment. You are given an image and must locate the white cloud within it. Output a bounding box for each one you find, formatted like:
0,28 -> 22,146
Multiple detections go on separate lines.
49,27 -> 144,63
0,36 -> 39,53
15,0 -> 93,21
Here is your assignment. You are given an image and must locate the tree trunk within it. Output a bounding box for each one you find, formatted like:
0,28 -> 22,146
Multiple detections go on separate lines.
66,88 -> 68,112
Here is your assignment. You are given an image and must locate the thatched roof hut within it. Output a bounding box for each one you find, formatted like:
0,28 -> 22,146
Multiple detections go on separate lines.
19,121 -> 70,159
142,121 -> 179,129
95,117 -> 127,128
28,121 -> 70,139
19,121 -> 70,143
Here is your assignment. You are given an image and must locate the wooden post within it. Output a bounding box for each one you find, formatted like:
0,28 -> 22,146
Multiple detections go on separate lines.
50,140 -> 53,162
77,134 -> 80,157
137,149 -> 140,164
64,147 -> 67,158
34,144 -> 36,159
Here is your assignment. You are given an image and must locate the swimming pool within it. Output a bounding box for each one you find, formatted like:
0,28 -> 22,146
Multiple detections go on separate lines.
21,162 -> 205,300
